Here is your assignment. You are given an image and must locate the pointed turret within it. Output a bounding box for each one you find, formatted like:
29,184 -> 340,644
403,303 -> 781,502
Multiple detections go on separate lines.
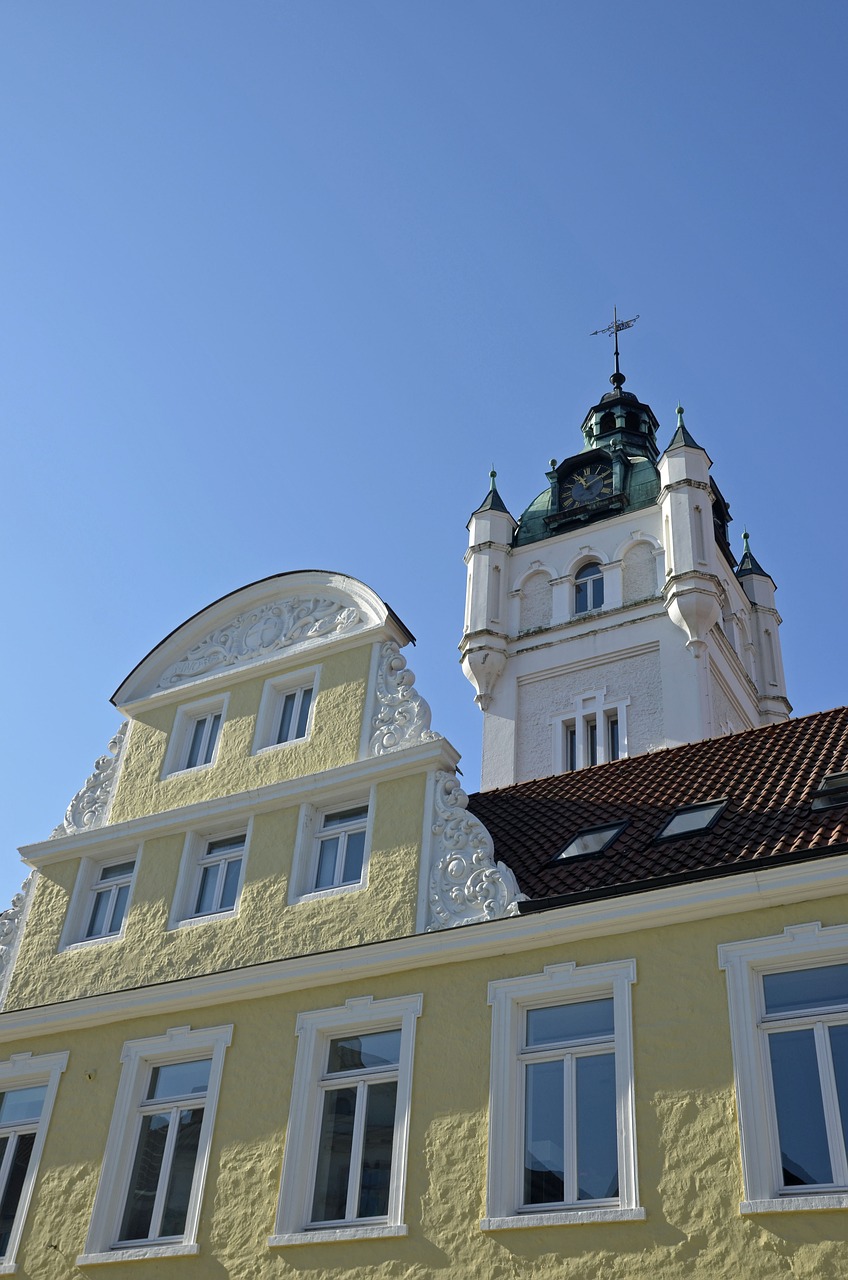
734,531 -> 790,724
461,470 -> 517,712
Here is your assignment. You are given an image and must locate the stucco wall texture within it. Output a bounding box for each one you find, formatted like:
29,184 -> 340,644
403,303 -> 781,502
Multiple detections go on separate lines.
8,897 -> 848,1278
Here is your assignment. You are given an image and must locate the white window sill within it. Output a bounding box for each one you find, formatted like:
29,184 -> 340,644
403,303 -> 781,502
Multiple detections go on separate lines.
76,1244 -> 200,1265
253,738 -> 309,758
481,1207 -> 646,1230
170,909 -> 238,932
269,1224 -> 408,1246
741,1194 -> 848,1214
290,882 -> 364,907
60,932 -> 126,954
163,763 -> 216,780
0,1262 -> 18,1275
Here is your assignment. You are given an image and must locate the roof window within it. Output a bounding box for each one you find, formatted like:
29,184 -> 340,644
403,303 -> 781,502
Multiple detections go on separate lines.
812,772 -> 848,811
656,799 -> 727,841
554,823 -> 626,861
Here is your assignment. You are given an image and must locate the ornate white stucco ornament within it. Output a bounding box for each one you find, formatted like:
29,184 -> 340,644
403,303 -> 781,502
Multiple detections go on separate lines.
157,596 -> 361,688
0,874 -> 36,1007
428,771 -> 525,929
369,641 -> 441,756
51,722 -> 128,839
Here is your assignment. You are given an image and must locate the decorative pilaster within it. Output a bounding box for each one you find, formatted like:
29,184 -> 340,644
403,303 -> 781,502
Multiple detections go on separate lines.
369,642 -> 440,755
51,721 -> 129,839
427,771 -> 524,929
0,874 -> 36,1008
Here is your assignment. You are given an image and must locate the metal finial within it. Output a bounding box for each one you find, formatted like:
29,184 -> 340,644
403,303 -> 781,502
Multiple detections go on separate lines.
549,458 -> 557,470
590,307 -> 640,391
676,403 -> 685,425
742,528 -> 751,553
489,467 -> 497,489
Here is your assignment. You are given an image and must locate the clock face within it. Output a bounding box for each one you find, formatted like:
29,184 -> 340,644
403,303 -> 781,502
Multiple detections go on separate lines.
560,463 -> 613,512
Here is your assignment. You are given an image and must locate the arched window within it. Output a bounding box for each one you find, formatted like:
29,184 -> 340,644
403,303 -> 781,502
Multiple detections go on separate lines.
575,563 -> 604,614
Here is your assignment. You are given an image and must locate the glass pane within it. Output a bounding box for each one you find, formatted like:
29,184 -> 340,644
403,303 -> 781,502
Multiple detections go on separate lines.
315,837 -> 339,889
108,883 -> 131,934
202,714 -> 221,765
194,864 -> 219,915
660,802 -> 725,838
85,889 -> 111,939
587,719 -> 598,766
576,1053 -> 618,1200
524,1059 -> 564,1204
0,1132 -> 35,1256
591,576 -> 604,608
527,999 -> 614,1047
608,718 -> 619,761
295,687 -> 313,738
186,718 -> 206,770
0,1087 -> 45,1127
768,1029 -> 832,1185
277,693 -> 296,744
566,726 -> 577,771
159,1107 -> 203,1238
99,861 -> 135,882
328,1030 -> 402,1074
357,1081 -> 397,1218
148,1060 -> 211,1101
764,965 -> 848,1016
322,807 -> 368,829
219,858 -> 241,911
206,837 -> 245,857
311,1087 -> 356,1222
575,581 -> 588,613
829,1024 -> 848,1160
120,1112 -> 169,1241
342,830 -> 366,885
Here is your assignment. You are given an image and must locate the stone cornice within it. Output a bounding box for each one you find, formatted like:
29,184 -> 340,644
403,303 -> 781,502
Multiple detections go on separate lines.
20,737 -> 461,868
3,853 -> 848,1039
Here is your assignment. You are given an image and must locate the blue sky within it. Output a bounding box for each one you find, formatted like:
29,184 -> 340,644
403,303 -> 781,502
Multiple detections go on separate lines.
3,2 -> 847,907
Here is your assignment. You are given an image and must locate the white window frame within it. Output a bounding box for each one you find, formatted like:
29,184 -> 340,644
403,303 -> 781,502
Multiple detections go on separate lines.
59,848 -> 140,951
573,562 -> 604,616
483,959 -> 643,1230
169,822 -> 251,930
270,993 -> 422,1246
552,691 -> 629,773
162,694 -> 228,778
0,1051 -> 68,1275
719,921 -> 848,1213
78,1024 -> 232,1266
288,790 -> 375,904
252,666 -> 319,755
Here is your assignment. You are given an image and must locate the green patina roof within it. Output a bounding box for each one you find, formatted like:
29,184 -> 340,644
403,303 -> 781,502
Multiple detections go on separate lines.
514,454 -> 660,547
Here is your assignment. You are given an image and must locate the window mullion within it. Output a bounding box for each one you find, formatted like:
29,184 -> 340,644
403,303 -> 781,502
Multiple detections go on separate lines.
345,1081 -> 367,1221
0,1132 -> 18,1208
815,1020 -> 848,1185
564,1052 -> 576,1206
148,1108 -> 180,1240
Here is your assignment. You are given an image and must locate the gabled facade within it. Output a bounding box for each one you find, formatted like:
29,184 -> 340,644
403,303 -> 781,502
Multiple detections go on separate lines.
461,373 -> 790,789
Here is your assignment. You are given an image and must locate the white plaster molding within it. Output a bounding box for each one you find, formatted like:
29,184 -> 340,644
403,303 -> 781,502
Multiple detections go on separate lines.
157,595 -> 362,688
369,641 -> 440,755
427,771 -> 525,929
51,722 -> 129,839
0,875 -> 36,1008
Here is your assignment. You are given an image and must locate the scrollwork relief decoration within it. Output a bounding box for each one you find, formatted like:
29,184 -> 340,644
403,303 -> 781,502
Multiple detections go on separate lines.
428,771 -> 525,929
369,641 -> 440,756
51,722 -> 128,839
0,874 -> 36,1008
157,596 -> 362,688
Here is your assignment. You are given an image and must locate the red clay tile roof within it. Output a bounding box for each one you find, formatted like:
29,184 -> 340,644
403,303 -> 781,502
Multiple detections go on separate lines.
466,707 -> 848,910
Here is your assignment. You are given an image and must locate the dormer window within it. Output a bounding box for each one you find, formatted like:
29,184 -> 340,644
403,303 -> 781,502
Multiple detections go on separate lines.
812,772 -> 848,811
575,563 -> 604,614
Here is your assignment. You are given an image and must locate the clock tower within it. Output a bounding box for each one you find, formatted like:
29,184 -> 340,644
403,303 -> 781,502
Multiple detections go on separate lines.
460,356 -> 790,790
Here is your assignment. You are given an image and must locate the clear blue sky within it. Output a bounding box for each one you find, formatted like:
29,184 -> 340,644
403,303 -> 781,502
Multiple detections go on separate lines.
3,2 -> 846,907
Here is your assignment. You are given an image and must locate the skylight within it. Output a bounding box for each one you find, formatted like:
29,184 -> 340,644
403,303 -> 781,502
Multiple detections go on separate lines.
812,772 -> 848,811
554,823 -> 626,861
656,799 -> 727,840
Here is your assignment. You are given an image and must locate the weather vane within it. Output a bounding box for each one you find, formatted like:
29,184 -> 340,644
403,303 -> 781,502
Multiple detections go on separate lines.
590,307 -> 640,392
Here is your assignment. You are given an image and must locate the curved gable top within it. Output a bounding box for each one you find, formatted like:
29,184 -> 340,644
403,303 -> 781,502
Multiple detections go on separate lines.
112,570 -> 414,707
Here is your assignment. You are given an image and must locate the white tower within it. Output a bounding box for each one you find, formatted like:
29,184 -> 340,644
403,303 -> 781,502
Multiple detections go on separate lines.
461,366 -> 791,791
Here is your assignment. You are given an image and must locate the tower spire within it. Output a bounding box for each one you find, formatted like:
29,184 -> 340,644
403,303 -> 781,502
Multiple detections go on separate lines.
590,307 -> 640,393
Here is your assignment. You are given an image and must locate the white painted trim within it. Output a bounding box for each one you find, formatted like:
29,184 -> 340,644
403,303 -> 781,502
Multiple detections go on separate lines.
21,737 -> 461,869
481,1207 -> 646,1230
516,640 -> 660,687
415,770 -> 439,934
251,666 -> 320,756
269,1225 -> 409,1246
76,1243 -> 200,1265
82,1024 -> 232,1259
0,1050 -> 68,1271
4,855 -> 848,1040
58,846 -> 141,952
161,692 -> 230,779
168,818 -> 253,931
273,994 -> 422,1241
288,788 -> 374,904
359,641 -> 384,761
486,960 -> 639,1222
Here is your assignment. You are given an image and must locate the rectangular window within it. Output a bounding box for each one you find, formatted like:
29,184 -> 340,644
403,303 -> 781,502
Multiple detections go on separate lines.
719,922 -> 848,1213
314,806 -> 368,891
276,685 -> 313,745
79,1025 -> 231,1264
253,668 -> 319,754
163,696 -> 228,777
271,994 -> 422,1246
586,718 -> 598,767
185,714 -> 221,770
85,860 -> 135,940
0,1052 -> 67,1270
485,959 -> 642,1229
564,723 -> 577,772
192,837 -> 245,918
607,715 -> 620,762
